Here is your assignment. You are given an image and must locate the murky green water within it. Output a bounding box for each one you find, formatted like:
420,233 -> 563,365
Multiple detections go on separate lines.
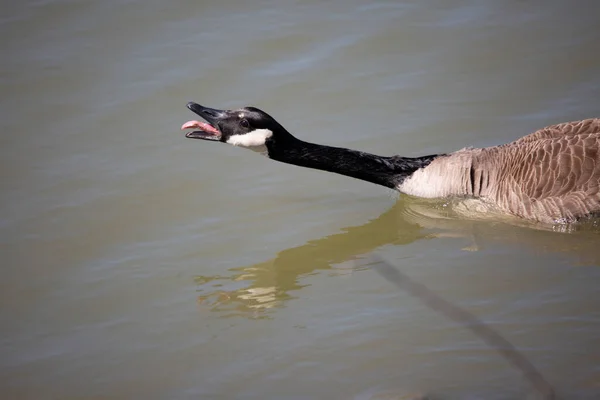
2,1 -> 600,398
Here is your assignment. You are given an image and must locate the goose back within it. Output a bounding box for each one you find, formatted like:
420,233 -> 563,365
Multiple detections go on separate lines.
473,118 -> 600,223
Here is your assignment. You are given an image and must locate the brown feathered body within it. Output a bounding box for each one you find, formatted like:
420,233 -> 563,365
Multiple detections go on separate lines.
397,119 -> 600,223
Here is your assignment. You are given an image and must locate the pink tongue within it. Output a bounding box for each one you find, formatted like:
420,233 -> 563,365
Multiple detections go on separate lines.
180,120 -> 219,134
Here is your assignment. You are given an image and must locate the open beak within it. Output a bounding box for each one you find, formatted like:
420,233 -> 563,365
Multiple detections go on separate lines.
181,102 -> 225,141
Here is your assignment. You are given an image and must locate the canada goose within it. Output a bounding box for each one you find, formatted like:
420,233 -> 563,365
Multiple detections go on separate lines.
182,102 -> 600,224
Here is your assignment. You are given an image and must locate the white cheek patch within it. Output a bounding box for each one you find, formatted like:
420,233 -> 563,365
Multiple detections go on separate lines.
226,129 -> 273,155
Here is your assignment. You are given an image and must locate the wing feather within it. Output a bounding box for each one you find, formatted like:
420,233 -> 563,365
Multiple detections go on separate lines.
477,119 -> 600,222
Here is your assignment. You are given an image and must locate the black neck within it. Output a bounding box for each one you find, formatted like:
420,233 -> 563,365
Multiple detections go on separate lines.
266,134 -> 439,189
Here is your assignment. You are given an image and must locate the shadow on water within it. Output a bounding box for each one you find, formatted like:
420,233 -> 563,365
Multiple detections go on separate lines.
371,255 -> 556,400
194,197 -> 599,318
192,197 -> 600,398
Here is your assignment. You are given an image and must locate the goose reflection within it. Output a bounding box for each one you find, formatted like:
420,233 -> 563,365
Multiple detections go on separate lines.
195,198 -> 428,317
194,197 -> 599,318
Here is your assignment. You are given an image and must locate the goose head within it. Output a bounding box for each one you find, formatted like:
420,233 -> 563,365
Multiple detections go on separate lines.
181,101 -> 442,190
182,102 -> 292,153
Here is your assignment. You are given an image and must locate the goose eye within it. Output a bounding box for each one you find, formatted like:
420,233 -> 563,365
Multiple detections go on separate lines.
240,119 -> 249,128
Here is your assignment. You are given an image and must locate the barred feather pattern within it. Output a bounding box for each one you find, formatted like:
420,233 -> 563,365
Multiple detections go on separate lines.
399,119 -> 600,223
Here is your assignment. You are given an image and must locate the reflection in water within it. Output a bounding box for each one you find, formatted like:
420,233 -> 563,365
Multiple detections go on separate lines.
195,197 -> 599,318
195,198 -> 429,318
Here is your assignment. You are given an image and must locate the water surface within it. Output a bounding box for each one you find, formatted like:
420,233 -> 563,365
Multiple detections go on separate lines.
2,1 -> 600,399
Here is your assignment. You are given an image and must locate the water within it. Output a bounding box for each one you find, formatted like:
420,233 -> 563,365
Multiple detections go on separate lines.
2,1 -> 600,398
